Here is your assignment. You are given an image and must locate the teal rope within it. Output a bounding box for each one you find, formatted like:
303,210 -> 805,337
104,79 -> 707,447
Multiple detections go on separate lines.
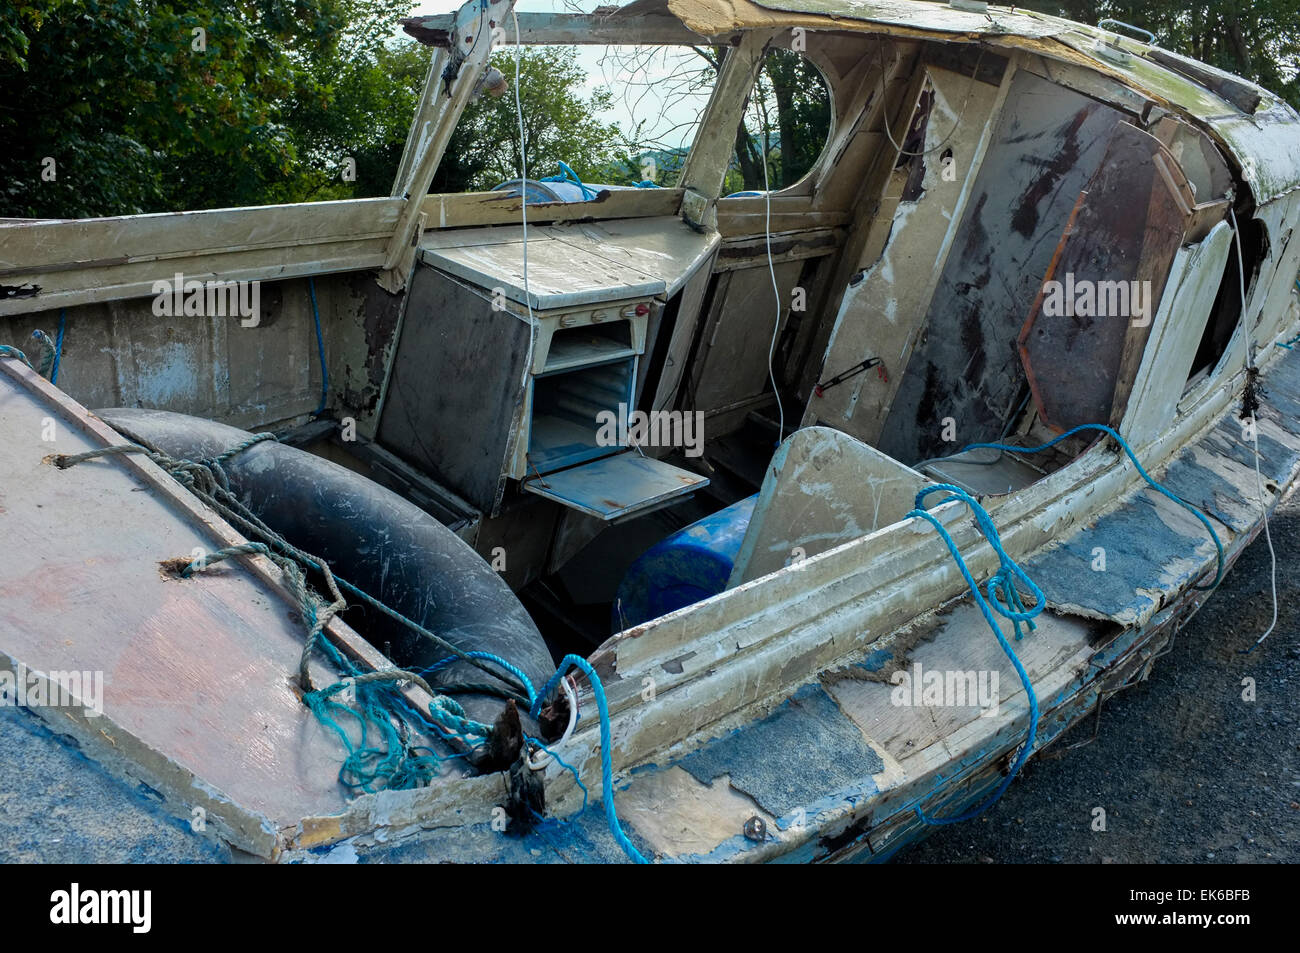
540,161 -> 598,200
31,330 -> 56,378
959,423 -> 1225,589
525,734 -> 589,815
532,655 -> 649,864
307,277 -> 327,416
908,484 -> 1044,824
0,345 -> 34,369
183,542 -> 486,790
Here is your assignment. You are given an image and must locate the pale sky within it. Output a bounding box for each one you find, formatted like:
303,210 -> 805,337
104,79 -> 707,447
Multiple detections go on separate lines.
404,0 -> 714,152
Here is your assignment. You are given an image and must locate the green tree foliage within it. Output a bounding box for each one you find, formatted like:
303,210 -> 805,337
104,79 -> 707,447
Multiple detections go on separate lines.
0,0 -> 362,217
1023,1 -> 1300,109
726,48 -> 832,194
287,43 -> 633,198
433,46 -> 627,193
1,2 -> 634,215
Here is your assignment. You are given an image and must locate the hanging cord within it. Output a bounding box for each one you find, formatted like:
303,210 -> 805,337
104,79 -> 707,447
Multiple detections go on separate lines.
908,484 -> 1044,824
876,35 -> 985,158
1230,206 -> 1278,652
513,7 -> 536,392
959,423 -> 1226,590
50,310 -> 66,385
761,59 -> 786,446
532,655 -> 650,864
307,277 -> 328,416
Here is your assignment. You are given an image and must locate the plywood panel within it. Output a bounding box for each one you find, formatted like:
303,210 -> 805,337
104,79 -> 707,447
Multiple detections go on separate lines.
806,64 -> 1006,442
876,71 -> 1126,464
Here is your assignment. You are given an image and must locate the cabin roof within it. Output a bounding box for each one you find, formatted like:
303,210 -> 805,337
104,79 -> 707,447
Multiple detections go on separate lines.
668,0 -> 1067,38
400,0 -> 1300,203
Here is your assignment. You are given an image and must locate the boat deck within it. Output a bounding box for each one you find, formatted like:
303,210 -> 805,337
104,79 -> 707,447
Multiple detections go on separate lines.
0,358 -> 377,856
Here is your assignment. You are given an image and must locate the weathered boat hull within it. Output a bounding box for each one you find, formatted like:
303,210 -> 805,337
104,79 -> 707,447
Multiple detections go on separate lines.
3,0 -> 1300,863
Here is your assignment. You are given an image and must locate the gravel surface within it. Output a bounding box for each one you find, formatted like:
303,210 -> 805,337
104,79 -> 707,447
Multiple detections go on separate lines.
900,492 -> 1300,864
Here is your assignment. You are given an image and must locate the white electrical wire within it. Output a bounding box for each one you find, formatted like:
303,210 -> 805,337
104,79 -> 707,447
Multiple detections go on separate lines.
513,7 -> 535,391
1230,206 -> 1278,651
527,675 -> 578,770
761,101 -> 786,444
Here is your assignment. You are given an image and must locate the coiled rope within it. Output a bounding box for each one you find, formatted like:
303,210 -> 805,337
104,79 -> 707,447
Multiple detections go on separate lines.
54,432 -> 645,857
908,484 -> 1044,824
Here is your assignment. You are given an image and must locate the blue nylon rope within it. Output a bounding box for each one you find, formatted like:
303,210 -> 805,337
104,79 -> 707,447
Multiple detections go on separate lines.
50,310 -> 66,385
914,422 -> 1226,822
307,277 -> 328,416
417,650 -> 538,710
532,655 -> 649,863
960,423 -> 1225,589
908,484 -> 1044,824
539,161 -> 598,200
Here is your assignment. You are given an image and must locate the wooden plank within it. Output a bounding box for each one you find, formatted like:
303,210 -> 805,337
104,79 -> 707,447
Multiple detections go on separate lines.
0,357 -> 445,857
673,0 -> 1070,39
393,49 -> 452,197
648,251 -> 716,413
678,30 -> 772,215
714,226 -> 841,272
545,218 -> 719,298
421,235 -> 665,310
0,198 -> 399,275
380,0 -> 517,287
402,10 -> 710,46
804,62 -> 1008,442
822,599 -> 1094,766
422,187 -> 685,228
1122,221 -> 1234,446
795,41 -> 924,401
0,200 -> 400,317
419,216 -> 714,308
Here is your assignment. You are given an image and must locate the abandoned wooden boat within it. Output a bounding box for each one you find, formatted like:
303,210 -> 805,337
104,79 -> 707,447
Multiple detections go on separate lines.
3,0 -> 1299,863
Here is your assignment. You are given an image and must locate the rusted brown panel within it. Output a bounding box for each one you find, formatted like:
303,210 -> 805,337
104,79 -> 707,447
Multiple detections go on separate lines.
1018,122 -> 1190,432
875,71 -> 1126,463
